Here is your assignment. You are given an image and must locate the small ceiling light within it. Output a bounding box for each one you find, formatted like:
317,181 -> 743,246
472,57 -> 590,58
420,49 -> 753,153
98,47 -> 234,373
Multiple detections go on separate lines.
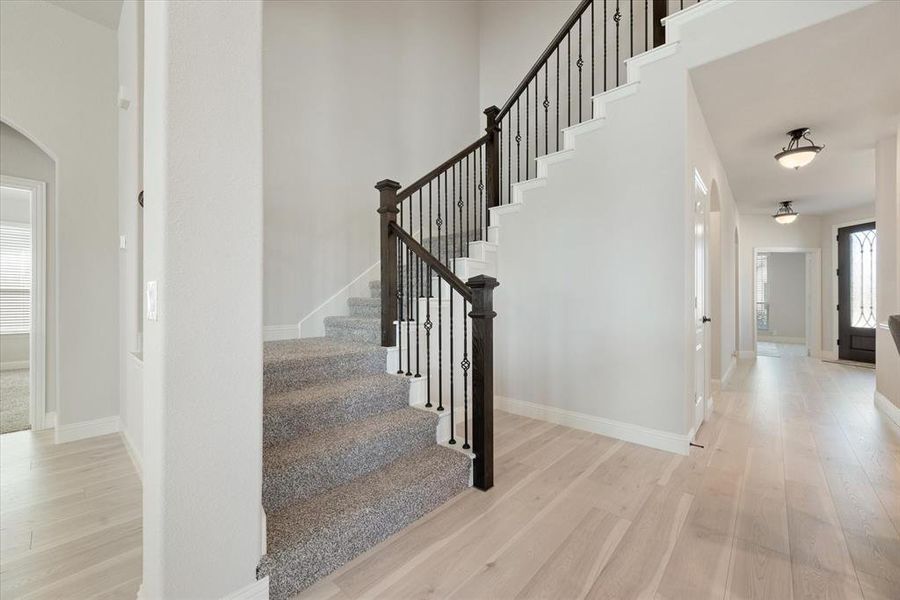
773,201 -> 799,224
774,128 -> 824,169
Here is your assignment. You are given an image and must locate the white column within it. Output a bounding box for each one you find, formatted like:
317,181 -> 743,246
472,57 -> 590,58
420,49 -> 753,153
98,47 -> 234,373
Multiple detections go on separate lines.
142,1 -> 264,597
875,132 -> 900,412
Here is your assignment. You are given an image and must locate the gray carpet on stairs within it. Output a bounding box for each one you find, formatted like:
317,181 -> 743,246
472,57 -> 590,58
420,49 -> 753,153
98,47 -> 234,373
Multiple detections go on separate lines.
259,282 -> 470,599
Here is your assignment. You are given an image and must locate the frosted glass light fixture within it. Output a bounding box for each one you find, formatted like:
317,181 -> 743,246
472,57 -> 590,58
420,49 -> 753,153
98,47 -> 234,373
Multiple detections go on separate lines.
773,201 -> 799,224
774,128 -> 824,169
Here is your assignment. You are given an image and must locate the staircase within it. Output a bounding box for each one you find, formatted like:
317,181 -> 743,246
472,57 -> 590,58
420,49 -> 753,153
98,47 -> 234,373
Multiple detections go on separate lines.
257,278 -> 471,599
257,0 -> 710,596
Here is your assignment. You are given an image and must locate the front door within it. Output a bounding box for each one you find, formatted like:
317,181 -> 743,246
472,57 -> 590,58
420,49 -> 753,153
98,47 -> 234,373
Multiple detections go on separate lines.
838,222 -> 876,363
693,171 -> 709,433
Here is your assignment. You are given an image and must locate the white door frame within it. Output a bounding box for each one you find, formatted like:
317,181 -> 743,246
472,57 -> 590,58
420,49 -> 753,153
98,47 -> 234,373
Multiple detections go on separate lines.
752,246 -> 821,358
1,175 -> 47,430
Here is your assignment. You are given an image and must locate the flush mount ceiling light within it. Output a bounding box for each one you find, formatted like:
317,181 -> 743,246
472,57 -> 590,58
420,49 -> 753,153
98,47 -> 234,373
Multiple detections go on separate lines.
774,128 -> 824,170
773,201 -> 799,224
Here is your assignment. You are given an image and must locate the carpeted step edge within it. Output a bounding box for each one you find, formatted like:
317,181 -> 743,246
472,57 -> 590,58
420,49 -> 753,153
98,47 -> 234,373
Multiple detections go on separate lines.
257,445 -> 471,599
264,338 -> 386,393
263,407 -> 439,510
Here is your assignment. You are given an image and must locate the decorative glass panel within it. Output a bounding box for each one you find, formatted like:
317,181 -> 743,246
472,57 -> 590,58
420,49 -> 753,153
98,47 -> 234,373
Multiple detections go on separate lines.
850,228 -> 876,328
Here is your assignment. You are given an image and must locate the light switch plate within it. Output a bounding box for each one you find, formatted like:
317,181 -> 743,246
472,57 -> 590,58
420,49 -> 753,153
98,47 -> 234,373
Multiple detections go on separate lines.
146,281 -> 158,321
120,235 -> 127,249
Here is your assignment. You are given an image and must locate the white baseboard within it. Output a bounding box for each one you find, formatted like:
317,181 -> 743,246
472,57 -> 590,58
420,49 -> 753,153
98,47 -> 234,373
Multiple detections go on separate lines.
758,335 -> 806,344
874,390 -> 900,428
222,577 -> 269,600
263,324 -> 299,341
121,429 -> 143,481
737,350 -> 756,359
299,262 -> 379,338
55,415 -> 120,444
721,356 -> 736,385
496,396 -> 690,455
0,360 -> 29,371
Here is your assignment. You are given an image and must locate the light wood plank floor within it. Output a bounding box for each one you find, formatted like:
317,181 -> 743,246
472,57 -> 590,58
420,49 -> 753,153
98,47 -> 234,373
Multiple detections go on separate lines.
298,355 -> 900,600
0,430 -> 142,599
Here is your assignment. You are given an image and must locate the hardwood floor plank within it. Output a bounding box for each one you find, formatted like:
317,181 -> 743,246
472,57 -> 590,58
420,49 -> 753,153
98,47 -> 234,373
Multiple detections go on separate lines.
725,538 -> 793,600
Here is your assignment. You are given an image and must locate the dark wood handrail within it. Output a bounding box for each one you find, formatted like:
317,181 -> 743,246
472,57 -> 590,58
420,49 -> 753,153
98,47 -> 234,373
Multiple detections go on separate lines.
389,221 -> 473,304
496,0 -> 592,121
396,135 -> 488,203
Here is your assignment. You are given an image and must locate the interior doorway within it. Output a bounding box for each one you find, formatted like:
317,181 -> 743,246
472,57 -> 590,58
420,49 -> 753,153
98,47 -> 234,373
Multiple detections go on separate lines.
692,170 -> 710,435
0,175 -> 46,435
753,247 -> 821,359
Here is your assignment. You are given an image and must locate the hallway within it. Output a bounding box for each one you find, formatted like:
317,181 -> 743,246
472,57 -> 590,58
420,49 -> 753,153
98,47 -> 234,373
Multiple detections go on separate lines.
299,354 -> 898,600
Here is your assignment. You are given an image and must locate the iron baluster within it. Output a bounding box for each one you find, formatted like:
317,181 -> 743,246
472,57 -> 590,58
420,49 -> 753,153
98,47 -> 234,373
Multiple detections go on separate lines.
449,288 -> 455,444
543,62 -> 549,157
424,264 -> 432,407
462,300 -> 470,449
578,15 -> 583,123
396,234 -> 403,374
615,1 -> 621,87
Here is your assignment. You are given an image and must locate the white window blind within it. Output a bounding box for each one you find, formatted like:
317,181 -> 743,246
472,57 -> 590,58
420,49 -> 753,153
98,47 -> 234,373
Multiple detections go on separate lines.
0,221 -> 31,334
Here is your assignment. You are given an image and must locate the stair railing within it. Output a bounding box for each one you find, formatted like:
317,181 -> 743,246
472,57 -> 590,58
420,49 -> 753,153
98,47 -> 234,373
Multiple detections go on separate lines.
376,0 -> 705,491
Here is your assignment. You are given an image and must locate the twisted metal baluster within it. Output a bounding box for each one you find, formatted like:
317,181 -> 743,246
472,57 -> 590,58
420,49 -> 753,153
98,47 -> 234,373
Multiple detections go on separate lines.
615,1 -> 621,87
578,15 -> 583,123
449,288 -> 455,444
462,300 -> 470,450
543,62 -> 549,156
516,101 -> 521,184
525,84 -> 530,180
452,162 -> 457,272
415,190 -> 422,378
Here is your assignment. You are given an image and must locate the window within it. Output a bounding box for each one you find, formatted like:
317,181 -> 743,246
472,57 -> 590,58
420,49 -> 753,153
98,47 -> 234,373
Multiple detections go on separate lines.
0,221 -> 31,334
755,253 -> 768,331
850,227 -> 877,328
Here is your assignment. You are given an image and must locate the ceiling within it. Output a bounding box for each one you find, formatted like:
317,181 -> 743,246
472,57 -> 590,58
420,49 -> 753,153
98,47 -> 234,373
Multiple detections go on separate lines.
690,1 -> 900,216
47,0 -> 123,29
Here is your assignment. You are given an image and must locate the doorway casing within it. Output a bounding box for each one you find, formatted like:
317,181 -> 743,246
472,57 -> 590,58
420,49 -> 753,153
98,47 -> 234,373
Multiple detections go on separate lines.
751,246 -> 822,358
0,174 -> 48,430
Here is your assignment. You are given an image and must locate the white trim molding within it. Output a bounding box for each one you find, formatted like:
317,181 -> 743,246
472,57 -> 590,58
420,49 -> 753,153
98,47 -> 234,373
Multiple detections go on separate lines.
121,430 -> 143,481
0,174 -> 48,431
55,416 -> 120,444
496,396 -> 691,455
298,262 -> 379,338
0,360 -> 29,371
874,390 -> 900,428
221,577 -> 269,600
263,324 -> 299,342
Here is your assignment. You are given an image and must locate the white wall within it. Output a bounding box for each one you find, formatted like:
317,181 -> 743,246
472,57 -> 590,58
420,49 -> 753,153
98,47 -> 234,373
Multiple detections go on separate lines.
1,119 -> 55,404
118,0 -> 144,463
142,0 -> 264,596
1,0 -> 119,430
263,0 -> 480,331
875,132 -> 899,410
761,252 -> 806,341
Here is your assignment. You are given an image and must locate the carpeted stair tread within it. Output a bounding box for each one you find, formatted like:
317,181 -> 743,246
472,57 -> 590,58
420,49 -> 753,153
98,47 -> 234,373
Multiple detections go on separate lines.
323,315 -> 380,344
264,337 -> 386,393
347,296 -> 380,317
263,407 -> 438,509
258,445 -> 471,599
263,373 -> 409,444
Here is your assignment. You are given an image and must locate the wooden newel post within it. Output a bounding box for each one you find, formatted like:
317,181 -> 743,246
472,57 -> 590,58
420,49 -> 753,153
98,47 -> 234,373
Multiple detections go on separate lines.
376,179 -> 401,347
483,106 -> 500,226
652,0 -> 667,49
468,274 -> 499,491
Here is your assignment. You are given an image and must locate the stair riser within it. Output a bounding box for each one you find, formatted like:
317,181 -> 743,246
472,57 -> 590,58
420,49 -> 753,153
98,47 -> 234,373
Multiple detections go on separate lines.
263,380 -> 409,444
264,351 -> 385,393
325,322 -> 380,345
259,458 -> 470,600
263,417 -> 438,511
348,301 -> 379,318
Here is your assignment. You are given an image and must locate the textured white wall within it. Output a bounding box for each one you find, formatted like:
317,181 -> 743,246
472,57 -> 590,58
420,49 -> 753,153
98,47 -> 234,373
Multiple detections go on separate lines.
263,0 -> 480,329
118,0 -> 144,463
762,252 -> 807,340
0,2 -> 118,427
142,0 -> 264,596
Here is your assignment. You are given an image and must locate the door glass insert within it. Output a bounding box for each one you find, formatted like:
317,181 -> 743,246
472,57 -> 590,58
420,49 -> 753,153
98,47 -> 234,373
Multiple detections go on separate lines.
850,227 -> 876,328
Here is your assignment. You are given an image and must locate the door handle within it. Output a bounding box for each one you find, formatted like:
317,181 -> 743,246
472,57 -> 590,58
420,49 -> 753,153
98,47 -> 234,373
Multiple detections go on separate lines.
702,316 -> 712,323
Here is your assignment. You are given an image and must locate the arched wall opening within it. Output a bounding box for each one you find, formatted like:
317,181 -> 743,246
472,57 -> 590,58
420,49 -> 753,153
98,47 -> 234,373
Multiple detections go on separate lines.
0,119 -> 56,430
